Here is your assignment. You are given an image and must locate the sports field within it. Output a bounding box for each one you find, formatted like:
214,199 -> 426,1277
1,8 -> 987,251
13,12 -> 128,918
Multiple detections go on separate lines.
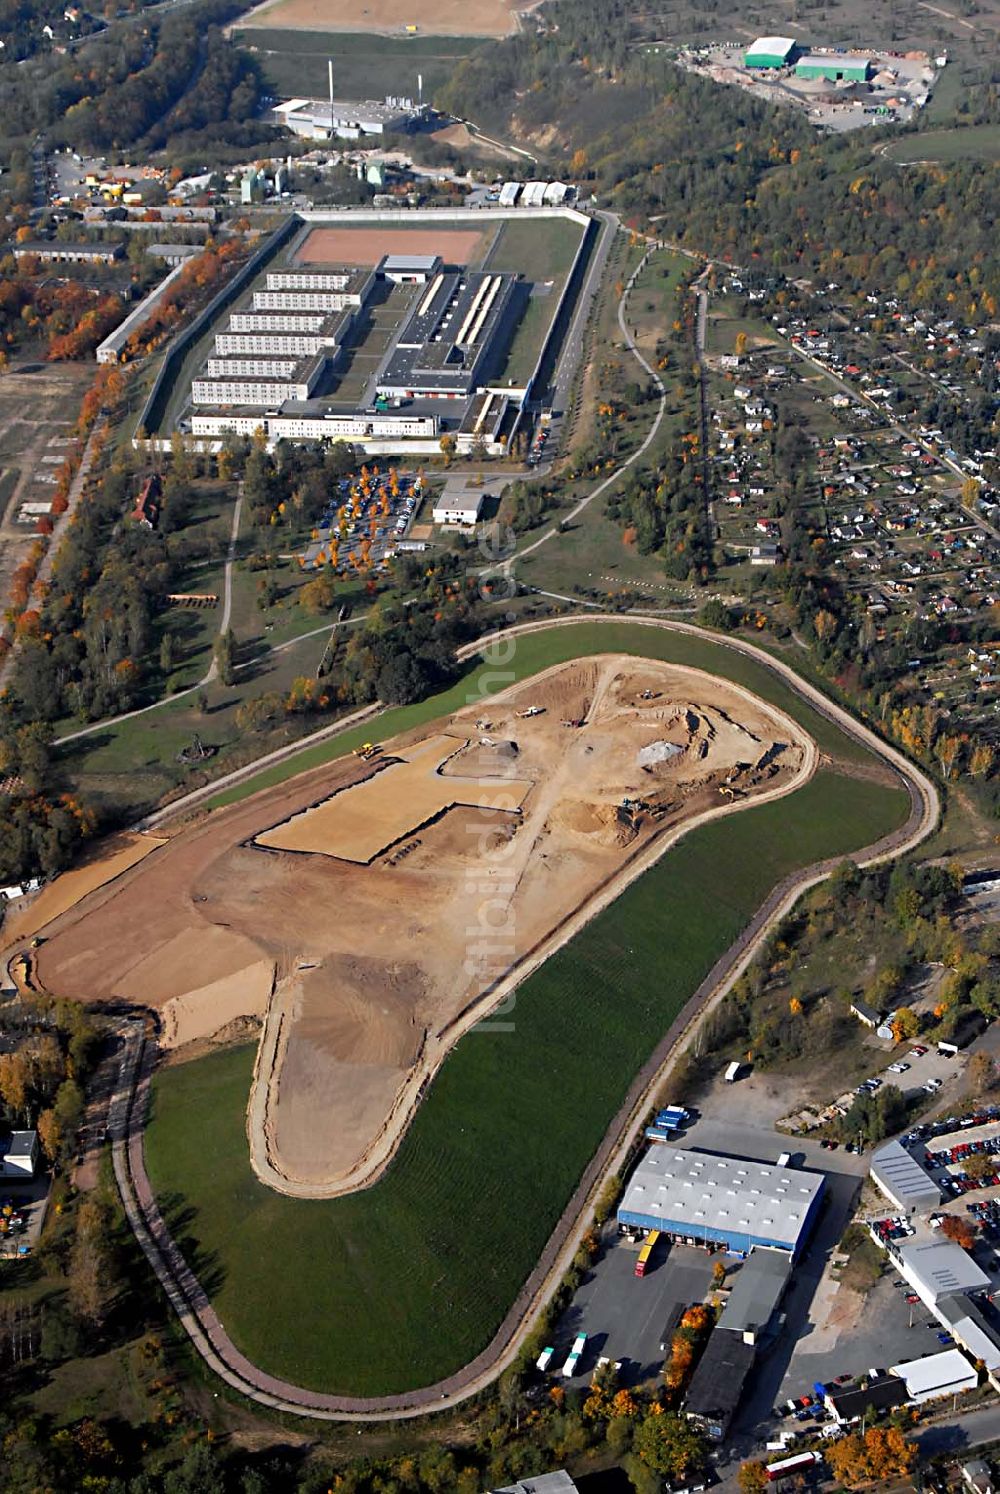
140,625 -> 911,1396
233,29 -> 481,104
295,225 -> 487,266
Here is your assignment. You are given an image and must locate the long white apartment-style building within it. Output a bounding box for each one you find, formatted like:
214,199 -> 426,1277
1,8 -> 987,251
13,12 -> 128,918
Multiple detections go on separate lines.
214,333 -> 334,357
205,357 -> 300,380
230,313 -> 328,333
265,270 -> 354,291
253,290 -> 360,312
190,409 -> 439,441
192,353 -> 326,407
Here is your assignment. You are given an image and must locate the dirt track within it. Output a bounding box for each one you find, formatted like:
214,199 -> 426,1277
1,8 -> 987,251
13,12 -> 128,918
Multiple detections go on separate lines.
295,227 -> 485,266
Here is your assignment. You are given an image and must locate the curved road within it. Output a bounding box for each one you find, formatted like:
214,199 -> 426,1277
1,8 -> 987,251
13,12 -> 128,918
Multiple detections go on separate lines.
496,241 -> 668,569
109,615 -> 939,1422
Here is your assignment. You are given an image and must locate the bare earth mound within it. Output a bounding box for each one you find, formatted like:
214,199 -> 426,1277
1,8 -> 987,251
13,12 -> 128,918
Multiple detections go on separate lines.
28,658 -> 815,1197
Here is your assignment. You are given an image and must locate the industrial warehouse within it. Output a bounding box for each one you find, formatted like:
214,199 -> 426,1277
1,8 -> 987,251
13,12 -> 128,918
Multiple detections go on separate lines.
617,1146 -> 825,1258
139,207 -> 591,458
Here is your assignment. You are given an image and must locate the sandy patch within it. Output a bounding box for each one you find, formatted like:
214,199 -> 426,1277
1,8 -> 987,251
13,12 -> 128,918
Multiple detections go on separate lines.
295,227 -> 484,267
255,733 -> 532,862
25,657 -> 813,1196
0,833 -> 165,954
160,960 -> 275,1049
240,0 -> 528,37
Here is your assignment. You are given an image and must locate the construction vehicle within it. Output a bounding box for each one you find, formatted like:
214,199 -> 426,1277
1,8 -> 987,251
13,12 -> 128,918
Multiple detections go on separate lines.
517,706 -> 544,718
353,742 -> 380,761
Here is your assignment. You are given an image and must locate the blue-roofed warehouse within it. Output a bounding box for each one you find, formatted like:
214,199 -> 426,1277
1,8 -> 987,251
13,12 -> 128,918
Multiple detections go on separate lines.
617,1146 -> 825,1259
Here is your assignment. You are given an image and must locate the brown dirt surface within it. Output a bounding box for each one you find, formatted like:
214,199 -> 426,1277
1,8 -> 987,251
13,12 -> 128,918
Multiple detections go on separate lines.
239,0 -> 529,37
24,657 -> 813,1196
0,832 -> 165,955
295,226 -> 485,267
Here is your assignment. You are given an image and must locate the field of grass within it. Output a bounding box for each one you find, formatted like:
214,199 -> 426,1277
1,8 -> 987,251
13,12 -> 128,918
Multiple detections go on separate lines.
234,28 -> 483,106
489,216 -> 587,387
146,750 -> 907,1394
880,123 -> 1000,163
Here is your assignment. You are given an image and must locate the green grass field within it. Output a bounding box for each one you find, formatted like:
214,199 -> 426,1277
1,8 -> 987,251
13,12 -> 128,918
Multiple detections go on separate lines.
489,216 -> 588,386
145,761 -> 907,1395
234,29 -> 484,106
881,123 -> 1000,163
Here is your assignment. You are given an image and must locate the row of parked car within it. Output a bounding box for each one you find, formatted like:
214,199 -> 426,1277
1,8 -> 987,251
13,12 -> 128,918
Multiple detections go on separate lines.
900,1102 -> 1000,1151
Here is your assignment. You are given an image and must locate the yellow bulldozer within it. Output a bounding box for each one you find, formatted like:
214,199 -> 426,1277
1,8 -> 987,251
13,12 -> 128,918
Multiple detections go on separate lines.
353,742 -> 380,761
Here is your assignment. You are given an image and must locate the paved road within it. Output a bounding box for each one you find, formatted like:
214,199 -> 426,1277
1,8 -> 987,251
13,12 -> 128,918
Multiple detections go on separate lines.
106,615 -> 939,1420
918,1401 -> 1000,1455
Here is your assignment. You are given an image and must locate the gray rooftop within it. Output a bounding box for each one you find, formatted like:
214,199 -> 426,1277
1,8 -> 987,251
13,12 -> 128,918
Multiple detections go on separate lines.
897,1239 -> 990,1300
870,1139 -> 941,1208
618,1147 -> 824,1252
491,1476 -> 579,1494
683,1329 -> 755,1428
717,1247 -> 792,1336
2,1130 -> 37,1156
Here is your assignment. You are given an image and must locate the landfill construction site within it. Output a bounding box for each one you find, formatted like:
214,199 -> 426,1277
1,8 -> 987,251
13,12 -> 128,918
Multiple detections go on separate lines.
25,657 -> 814,1197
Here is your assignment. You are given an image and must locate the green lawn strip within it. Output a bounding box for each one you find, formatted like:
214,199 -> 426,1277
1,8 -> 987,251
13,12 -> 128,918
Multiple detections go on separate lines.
144,766 -> 908,1395
206,621 -> 879,810
880,123 -> 1000,162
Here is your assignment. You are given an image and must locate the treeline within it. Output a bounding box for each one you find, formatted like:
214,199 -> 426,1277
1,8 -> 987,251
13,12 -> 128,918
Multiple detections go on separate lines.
439,4 -> 998,324
693,855 -> 1000,1136
0,258 -> 123,360
0,0 -> 272,168
0,993 -> 99,1168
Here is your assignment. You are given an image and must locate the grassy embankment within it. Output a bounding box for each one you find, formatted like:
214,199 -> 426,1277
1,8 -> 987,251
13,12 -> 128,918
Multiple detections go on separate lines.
145,622 -> 910,1395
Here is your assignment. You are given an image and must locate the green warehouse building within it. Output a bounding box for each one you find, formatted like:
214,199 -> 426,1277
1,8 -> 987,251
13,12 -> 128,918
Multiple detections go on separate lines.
743,36 -> 797,69
795,52 -> 872,83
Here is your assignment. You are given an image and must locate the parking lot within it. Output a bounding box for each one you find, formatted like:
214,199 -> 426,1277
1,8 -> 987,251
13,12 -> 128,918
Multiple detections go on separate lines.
554,1235 -> 716,1388
0,1174 -> 50,1259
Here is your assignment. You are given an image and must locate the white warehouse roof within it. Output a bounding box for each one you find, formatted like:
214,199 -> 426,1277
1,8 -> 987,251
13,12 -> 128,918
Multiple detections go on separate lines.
890,1348 -> 978,1403
746,36 -> 795,56
618,1147 -> 823,1255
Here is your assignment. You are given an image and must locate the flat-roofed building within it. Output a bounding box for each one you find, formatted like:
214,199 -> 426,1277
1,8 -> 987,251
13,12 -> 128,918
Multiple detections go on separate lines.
894,1240 -> 990,1309
379,253 -> 442,284
13,240 -> 123,264
870,1140 -> 942,1216
890,1348 -> 978,1405
717,1247 -> 792,1344
683,1329 -> 756,1440
617,1147 -> 824,1258
796,52 -> 872,83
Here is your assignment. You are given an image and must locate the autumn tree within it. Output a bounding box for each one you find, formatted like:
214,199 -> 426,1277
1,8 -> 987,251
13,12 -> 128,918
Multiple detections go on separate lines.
737,1462 -> 769,1494
941,1214 -> 977,1249
628,1410 -> 706,1485
68,1199 -> 113,1329
970,1051 -> 997,1096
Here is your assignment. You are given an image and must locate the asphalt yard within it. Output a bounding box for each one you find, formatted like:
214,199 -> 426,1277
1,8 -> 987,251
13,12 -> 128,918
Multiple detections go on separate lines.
555,1235 -> 716,1388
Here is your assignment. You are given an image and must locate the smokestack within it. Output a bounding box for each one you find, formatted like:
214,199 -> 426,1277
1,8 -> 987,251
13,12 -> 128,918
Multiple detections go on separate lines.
418,71 -> 423,107
328,58 -> 334,126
